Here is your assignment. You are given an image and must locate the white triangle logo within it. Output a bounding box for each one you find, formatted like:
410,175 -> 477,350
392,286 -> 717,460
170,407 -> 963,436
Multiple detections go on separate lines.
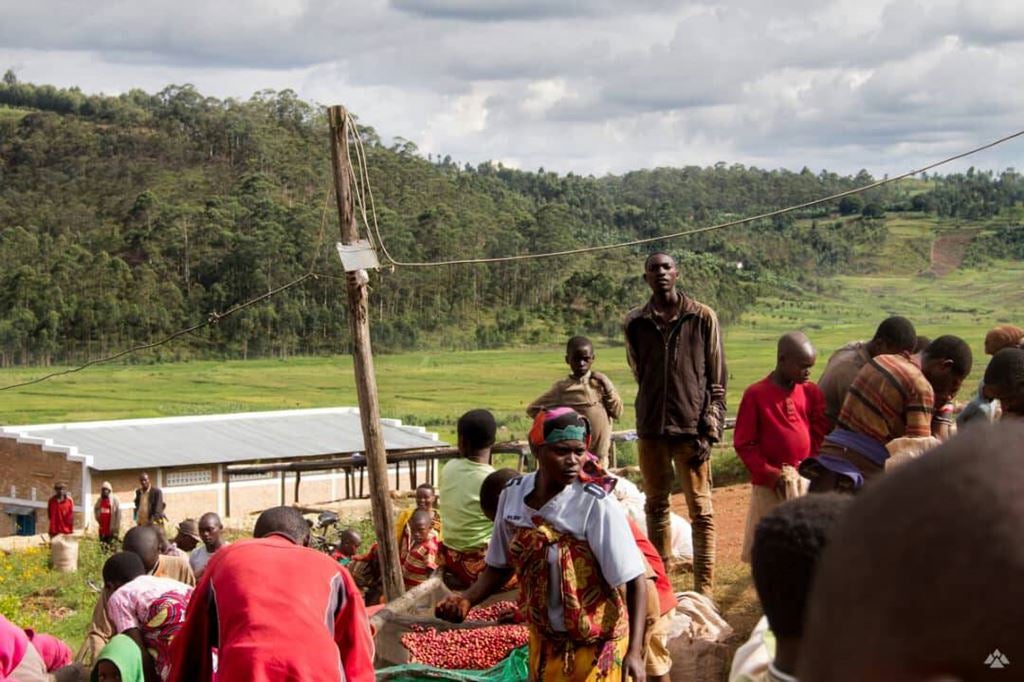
985,649 -> 1010,669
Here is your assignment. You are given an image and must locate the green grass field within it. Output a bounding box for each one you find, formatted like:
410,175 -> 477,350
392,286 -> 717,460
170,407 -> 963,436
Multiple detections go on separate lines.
2,261 -> 1020,436
1,256 -> 1021,490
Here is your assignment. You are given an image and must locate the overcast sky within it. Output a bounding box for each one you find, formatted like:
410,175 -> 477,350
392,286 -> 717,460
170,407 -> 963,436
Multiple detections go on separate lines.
2,0 -> 1022,177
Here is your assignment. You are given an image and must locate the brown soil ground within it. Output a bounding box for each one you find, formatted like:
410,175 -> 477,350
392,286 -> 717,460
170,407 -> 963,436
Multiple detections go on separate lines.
927,231 -> 976,276
669,483 -> 762,663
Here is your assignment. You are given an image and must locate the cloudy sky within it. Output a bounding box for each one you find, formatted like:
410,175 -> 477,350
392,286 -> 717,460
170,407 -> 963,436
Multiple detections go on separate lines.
2,0 -> 1022,176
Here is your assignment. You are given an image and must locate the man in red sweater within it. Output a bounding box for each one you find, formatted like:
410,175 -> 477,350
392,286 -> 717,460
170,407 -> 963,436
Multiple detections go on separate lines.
47,483 -> 74,537
734,332 -> 829,562
168,506 -> 374,682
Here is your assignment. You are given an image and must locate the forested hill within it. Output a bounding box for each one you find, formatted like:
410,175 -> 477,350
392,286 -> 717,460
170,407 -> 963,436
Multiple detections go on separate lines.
2,74 -> 1023,366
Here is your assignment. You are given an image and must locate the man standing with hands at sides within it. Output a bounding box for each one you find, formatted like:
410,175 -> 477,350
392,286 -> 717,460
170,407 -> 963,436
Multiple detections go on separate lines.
48,482 -> 75,538
133,473 -> 166,527
624,252 -> 726,598
94,482 -> 122,547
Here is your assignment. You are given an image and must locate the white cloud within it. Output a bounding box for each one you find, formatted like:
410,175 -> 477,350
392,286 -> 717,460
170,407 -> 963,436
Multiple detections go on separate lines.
2,0 -> 1023,176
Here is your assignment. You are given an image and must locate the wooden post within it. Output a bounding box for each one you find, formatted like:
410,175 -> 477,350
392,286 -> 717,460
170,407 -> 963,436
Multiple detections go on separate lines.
328,105 -> 404,600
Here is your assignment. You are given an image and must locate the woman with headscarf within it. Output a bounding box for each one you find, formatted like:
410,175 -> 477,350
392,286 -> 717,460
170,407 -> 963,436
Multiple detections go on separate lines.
0,613 -> 48,681
94,481 -> 122,547
91,634 -> 144,682
436,407 -> 649,681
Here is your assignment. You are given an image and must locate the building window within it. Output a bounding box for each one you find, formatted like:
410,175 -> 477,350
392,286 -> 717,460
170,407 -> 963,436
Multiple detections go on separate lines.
229,471 -> 274,482
164,469 -> 212,487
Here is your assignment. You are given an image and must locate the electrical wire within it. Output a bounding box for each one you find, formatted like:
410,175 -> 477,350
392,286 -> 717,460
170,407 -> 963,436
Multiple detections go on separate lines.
343,124 -> 1024,267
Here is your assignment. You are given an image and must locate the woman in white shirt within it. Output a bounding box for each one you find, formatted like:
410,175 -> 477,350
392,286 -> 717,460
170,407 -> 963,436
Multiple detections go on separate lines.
437,407 -> 648,681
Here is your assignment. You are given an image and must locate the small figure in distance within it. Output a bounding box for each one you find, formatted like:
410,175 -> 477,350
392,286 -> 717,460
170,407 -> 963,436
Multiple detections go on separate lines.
334,529 -> 362,566
48,482 -> 75,538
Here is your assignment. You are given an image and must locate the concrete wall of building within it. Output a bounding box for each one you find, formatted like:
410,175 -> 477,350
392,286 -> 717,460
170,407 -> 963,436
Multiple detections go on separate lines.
0,437 -> 86,536
4,443 -> 438,536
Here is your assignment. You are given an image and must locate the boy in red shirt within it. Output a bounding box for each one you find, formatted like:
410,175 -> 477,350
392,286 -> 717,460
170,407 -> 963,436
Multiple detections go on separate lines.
734,332 -> 829,562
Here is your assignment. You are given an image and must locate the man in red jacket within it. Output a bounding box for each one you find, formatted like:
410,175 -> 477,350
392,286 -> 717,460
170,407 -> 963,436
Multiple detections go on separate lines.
734,332 -> 829,562
168,506 -> 374,682
47,483 -> 74,537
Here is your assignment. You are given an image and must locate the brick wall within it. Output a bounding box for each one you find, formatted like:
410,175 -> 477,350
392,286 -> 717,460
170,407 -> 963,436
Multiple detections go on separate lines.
0,436 -> 85,536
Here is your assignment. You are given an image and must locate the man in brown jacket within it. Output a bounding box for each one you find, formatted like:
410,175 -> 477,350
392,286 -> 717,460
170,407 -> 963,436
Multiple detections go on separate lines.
76,525 -> 195,664
624,252 -> 726,597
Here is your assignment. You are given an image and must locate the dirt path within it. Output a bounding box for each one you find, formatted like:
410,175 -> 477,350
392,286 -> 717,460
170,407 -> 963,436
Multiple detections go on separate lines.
670,484 -> 762,655
927,231 -> 976,276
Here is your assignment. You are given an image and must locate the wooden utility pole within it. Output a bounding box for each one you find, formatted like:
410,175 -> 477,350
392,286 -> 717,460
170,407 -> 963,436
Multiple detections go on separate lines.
328,105 -> 404,600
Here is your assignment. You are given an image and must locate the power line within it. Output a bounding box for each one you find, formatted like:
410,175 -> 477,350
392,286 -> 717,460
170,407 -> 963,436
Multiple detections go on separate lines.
0,184 -> 336,393
344,125 -> 1024,267
4,124 -> 1022,391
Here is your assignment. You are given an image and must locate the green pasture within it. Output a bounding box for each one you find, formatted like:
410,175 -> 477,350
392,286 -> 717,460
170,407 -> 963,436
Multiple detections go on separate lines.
2,260 -> 1021,443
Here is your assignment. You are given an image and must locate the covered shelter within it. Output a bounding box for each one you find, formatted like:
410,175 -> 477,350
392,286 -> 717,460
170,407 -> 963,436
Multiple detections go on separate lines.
0,407 -> 445,536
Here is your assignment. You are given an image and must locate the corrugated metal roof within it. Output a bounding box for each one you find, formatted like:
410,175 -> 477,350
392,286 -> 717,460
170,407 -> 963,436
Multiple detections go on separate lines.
1,408 -> 445,471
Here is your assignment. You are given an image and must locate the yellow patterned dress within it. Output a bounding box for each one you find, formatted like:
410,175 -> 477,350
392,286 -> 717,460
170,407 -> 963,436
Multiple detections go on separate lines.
508,519 -> 629,681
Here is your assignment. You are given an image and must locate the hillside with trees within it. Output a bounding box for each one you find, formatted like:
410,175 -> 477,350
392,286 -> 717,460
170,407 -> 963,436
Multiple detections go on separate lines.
1,73 -> 1022,366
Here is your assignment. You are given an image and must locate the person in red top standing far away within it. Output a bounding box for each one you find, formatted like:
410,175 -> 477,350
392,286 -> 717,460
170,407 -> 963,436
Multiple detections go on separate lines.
734,332 -> 829,562
167,506 -> 374,682
47,483 -> 74,537
93,482 -> 122,547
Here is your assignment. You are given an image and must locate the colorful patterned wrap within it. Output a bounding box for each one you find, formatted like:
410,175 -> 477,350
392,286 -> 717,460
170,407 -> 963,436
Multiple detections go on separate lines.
143,590 -> 190,679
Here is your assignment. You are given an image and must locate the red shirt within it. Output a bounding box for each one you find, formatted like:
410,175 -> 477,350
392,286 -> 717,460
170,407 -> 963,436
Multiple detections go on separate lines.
97,498 -> 112,537
733,376 -> 829,487
626,517 -> 677,617
168,534 -> 375,682
47,496 -> 74,536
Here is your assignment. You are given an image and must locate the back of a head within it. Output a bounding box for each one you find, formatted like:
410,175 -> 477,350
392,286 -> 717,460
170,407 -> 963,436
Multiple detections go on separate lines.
253,506 -> 309,544
799,421 -> 1024,681
985,324 -> 1024,355
984,347 -> 1024,391
122,526 -> 159,568
479,468 -> 521,521
103,552 -> 146,587
750,494 -> 852,640
924,334 -> 973,378
872,316 -> 917,353
457,409 -> 497,451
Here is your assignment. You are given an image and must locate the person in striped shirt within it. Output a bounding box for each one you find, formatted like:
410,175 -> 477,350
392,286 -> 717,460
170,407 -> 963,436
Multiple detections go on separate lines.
806,335 -> 972,486
400,509 -> 440,589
